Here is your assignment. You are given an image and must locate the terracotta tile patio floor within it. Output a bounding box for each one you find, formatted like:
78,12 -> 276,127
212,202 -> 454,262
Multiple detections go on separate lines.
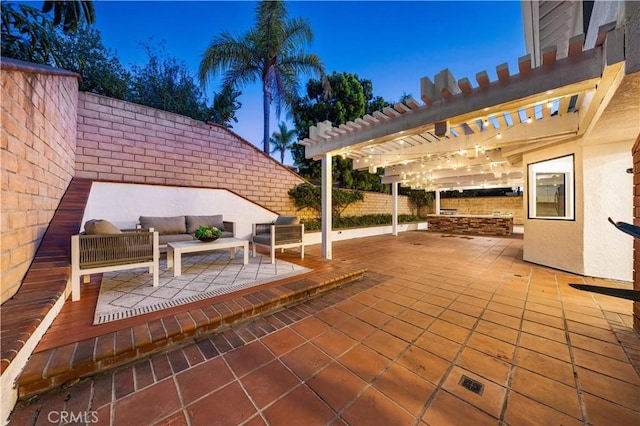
8,231 -> 640,425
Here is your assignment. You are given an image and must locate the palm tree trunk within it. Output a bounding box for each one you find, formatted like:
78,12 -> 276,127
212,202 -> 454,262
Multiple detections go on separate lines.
263,87 -> 270,154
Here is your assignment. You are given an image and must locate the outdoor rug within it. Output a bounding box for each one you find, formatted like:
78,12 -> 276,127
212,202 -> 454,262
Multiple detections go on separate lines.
93,250 -> 311,325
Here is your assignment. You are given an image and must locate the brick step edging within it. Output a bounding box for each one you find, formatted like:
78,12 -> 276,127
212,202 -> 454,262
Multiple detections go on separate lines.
16,269 -> 365,401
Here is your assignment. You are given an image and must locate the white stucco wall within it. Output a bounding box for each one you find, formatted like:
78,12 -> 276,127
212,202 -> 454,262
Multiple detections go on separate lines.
81,182 -> 277,240
582,141 -> 633,281
523,141 -> 585,275
523,138 -> 633,282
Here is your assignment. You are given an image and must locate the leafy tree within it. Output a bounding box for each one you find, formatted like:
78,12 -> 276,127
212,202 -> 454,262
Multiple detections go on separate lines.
1,3 -> 62,66
42,0 -> 95,33
199,0 -> 327,154
270,122 -> 296,163
130,43 -> 210,121
56,26 -> 130,99
401,188 -> 434,216
209,84 -> 242,128
288,183 -> 365,219
1,1 -> 95,66
291,71 -> 391,191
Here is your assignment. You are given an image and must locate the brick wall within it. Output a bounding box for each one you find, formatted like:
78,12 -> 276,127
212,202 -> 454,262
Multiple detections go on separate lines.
342,190 -> 413,217
427,215 -> 513,236
75,93 -> 307,215
75,93 -> 420,221
1,60 -> 79,303
437,196 -> 524,225
633,134 -> 639,334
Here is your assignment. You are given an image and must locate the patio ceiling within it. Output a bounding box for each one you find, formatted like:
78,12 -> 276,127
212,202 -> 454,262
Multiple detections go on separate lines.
300,23 -> 625,192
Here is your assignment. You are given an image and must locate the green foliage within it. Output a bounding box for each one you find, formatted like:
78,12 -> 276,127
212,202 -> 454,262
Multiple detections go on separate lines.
194,225 -> 223,239
302,214 -> 425,232
1,1 -> 96,66
209,84 -> 242,128
1,3 -> 62,66
291,71 -> 390,191
42,1 -> 95,33
130,43 -> 211,121
402,189 -> 434,214
199,0 -> 327,153
270,122 -> 296,163
288,183 -> 364,219
56,26 -> 130,99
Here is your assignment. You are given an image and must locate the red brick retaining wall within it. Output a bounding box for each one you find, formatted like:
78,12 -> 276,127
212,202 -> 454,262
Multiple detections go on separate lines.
0,59 -> 79,303
75,93 -> 306,215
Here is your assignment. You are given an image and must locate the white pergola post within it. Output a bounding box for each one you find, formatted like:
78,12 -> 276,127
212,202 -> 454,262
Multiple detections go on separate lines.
435,190 -> 441,214
321,153 -> 332,259
392,181 -> 398,236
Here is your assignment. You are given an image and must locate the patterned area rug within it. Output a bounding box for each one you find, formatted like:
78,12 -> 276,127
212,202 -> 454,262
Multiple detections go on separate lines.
94,250 -> 310,325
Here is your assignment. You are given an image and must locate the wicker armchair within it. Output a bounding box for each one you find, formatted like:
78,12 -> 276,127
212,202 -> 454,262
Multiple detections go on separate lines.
251,216 -> 304,264
71,228 -> 160,301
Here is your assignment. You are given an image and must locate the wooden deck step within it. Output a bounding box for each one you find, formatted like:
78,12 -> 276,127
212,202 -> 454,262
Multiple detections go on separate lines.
1,178 -> 93,374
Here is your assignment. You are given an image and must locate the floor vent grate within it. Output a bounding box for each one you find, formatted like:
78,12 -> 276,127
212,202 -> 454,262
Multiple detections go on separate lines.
459,375 -> 484,395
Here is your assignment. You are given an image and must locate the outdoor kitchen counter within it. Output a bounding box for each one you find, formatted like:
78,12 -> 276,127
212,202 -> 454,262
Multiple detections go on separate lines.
426,214 -> 513,236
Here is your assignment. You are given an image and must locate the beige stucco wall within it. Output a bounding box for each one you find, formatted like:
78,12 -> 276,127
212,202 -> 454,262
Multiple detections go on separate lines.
523,141 -> 585,275
1,63 -> 78,303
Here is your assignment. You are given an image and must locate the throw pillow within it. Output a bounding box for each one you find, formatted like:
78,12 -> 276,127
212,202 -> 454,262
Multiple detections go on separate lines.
84,219 -> 122,235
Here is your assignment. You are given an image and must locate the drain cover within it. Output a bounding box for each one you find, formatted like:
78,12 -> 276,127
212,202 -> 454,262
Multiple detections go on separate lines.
459,375 -> 484,395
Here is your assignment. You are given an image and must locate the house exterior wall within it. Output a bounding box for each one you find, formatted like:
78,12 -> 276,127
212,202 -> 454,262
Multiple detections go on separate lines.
523,137 -> 634,282
74,92 -> 307,216
0,63 -> 78,303
523,141 -> 586,275
582,141 -> 633,281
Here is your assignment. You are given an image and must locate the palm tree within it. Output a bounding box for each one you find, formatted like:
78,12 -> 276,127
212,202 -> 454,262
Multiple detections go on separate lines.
270,122 -> 296,163
199,0 -> 327,154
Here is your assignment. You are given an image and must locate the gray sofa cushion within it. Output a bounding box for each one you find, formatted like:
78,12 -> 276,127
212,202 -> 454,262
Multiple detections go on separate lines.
139,216 -> 186,235
185,215 -> 224,234
274,216 -> 299,225
252,234 -> 273,245
159,234 -> 195,245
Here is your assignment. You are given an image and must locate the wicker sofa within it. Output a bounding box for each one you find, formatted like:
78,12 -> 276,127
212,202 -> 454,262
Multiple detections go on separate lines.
138,215 -> 235,246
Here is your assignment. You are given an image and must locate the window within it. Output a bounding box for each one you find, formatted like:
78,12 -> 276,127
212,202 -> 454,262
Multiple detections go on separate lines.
527,155 -> 575,220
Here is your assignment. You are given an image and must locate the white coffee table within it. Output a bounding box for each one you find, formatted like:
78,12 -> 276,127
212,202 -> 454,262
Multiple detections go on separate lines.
166,238 -> 249,277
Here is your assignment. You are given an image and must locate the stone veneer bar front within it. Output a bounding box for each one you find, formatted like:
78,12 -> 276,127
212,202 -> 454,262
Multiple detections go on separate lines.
426,214 -> 513,236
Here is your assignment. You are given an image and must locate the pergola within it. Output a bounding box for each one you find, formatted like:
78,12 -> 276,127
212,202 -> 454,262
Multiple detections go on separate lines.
300,23 -> 626,260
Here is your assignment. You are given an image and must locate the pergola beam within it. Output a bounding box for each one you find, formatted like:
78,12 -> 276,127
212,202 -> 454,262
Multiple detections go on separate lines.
305,48 -> 603,159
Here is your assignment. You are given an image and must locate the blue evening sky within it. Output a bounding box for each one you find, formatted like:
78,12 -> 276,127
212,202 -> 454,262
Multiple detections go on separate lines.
27,1 -> 527,164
